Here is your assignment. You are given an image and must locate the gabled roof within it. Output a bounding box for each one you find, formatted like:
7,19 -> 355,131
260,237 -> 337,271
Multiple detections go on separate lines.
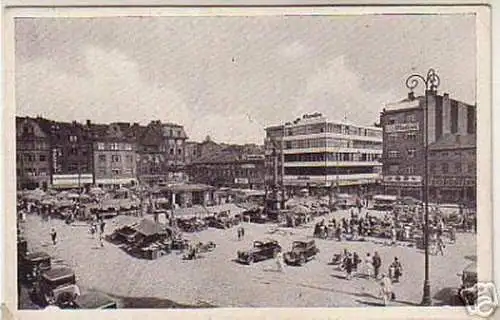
429,133 -> 476,151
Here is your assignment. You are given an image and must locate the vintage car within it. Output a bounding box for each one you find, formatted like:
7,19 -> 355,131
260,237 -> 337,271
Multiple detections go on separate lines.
31,267 -> 80,306
456,262 -> 478,306
237,239 -> 281,264
20,251 -> 51,283
177,218 -> 208,233
71,291 -> 118,309
283,240 -> 319,266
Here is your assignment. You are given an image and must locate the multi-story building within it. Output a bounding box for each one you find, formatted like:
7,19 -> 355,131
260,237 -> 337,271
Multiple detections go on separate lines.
16,117 -> 52,190
428,133 -> 476,204
90,122 -> 137,189
187,146 -> 265,189
380,90 -> 476,199
48,120 -> 94,189
264,113 -> 383,195
184,136 -> 222,165
135,120 -> 188,186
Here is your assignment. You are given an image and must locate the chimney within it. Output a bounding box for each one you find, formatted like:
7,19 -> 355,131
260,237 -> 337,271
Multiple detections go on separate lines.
86,120 -> 91,127
408,92 -> 415,101
442,93 -> 451,135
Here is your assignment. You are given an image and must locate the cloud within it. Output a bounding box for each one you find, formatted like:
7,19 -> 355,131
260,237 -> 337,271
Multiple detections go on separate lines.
292,55 -> 396,125
16,46 -> 194,128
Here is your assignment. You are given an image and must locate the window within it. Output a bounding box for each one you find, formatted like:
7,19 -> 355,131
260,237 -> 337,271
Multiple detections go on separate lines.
124,144 -> 133,151
407,132 -> 417,141
97,142 -> 105,150
69,135 -> 78,143
70,147 -> 78,155
170,148 -> 174,155
405,165 -> 415,175
110,143 -> 119,150
170,129 -> 173,136
111,155 -> 121,162
39,155 -> 46,162
430,163 -> 437,174
406,114 -> 416,122
407,149 -> 416,158
442,163 -> 449,174
112,169 -> 121,175
99,155 -> 106,162
177,148 -> 182,155
388,151 -> 400,158
387,133 -> 398,142
126,155 -> 133,163
454,163 -> 462,173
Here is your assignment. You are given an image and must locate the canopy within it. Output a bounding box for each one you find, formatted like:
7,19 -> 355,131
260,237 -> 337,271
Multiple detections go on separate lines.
291,205 -> 311,215
133,219 -> 168,237
206,203 -> 245,216
373,195 -> 398,201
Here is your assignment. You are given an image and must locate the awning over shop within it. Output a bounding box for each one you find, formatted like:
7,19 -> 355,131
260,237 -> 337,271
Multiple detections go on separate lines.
160,183 -> 215,193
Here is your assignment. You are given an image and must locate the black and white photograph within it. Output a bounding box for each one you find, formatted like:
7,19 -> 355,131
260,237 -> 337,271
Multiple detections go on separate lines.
3,3 -> 494,319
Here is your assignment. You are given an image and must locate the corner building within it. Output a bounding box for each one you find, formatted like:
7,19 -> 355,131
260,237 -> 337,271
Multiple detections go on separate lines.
380,90 -> 476,201
264,113 -> 383,195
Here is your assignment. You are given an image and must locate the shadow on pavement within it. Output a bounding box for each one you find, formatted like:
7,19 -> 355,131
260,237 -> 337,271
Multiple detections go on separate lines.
464,255 -> 477,261
433,287 -> 461,306
355,299 -> 385,307
110,295 -> 217,309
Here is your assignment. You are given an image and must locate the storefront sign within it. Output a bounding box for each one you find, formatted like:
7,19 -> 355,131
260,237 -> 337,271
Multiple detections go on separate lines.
385,122 -> 419,133
234,178 -> 249,184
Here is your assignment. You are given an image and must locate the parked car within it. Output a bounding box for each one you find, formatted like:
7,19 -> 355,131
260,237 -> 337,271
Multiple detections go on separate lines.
237,239 -> 281,264
283,240 -> 319,266
20,251 -> 51,283
31,267 -> 80,306
455,262 -> 478,306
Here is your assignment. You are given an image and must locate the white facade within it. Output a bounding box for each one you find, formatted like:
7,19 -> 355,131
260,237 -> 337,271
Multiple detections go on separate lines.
265,113 -> 383,189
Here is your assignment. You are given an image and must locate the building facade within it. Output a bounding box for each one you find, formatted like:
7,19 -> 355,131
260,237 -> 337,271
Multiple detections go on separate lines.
188,148 -> 265,189
16,117 -> 52,190
264,113 -> 383,195
91,122 -> 137,189
380,90 -> 476,200
48,120 -> 94,189
428,134 -> 476,204
135,120 -> 188,186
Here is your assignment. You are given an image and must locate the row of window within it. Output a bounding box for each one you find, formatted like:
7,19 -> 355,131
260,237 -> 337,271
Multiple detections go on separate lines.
18,154 -> 48,162
387,162 -> 475,175
387,149 -> 418,159
386,132 -> 419,142
96,142 -> 133,151
98,154 -> 134,163
284,166 -> 376,176
284,152 -> 381,162
284,123 -> 382,138
17,168 -> 49,177
17,141 -> 50,150
284,137 -> 382,150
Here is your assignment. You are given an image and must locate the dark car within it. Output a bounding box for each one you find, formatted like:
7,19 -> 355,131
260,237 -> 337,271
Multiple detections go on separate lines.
455,262 -> 478,306
31,267 -> 79,306
284,240 -> 319,266
20,251 -> 51,283
71,291 -> 118,309
237,239 -> 281,264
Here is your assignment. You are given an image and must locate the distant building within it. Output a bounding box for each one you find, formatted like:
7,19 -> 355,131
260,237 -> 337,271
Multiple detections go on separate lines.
264,113 -> 383,195
135,120 -> 188,186
48,120 -> 93,189
90,122 -> 137,189
184,136 -> 222,165
16,117 -> 52,190
380,90 -> 476,200
187,145 -> 265,189
428,133 -> 476,204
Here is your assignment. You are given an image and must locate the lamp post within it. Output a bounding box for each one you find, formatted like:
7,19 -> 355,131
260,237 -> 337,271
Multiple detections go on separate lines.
405,68 -> 440,306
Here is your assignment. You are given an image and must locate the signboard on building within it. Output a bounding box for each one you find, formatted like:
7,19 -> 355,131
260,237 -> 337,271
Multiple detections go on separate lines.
385,122 -> 419,133
234,178 -> 249,184
52,174 -> 93,187
241,164 -> 256,169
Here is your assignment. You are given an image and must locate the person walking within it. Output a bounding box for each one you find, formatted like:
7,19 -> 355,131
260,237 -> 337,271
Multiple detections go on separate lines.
237,227 -> 242,241
391,227 -> 397,246
344,253 -> 353,280
373,251 -> 382,279
240,226 -> 245,239
364,253 -> 373,278
98,232 -> 104,248
437,235 -> 445,256
100,219 -> 106,234
276,251 -> 284,272
379,273 -> 393,306
50,227 -> 57,245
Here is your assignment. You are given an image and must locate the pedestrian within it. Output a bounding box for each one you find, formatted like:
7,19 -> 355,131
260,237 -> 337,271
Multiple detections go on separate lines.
352,252 -> 360,275
335,226 -> 342,241
90,222 -> 96,238
437,235 -> 445,256
364,253 -> 373,278
276,251 -> 284,272
50,227 -> 57,245
344,253 -> 353,280
391,227 -> 397,246
98,232 -> 104,248
237,227 -> 242,241
372,251 -> 382,279
100,219 -> 106,234
240,226 -> 245,239
379,273 -> 393,306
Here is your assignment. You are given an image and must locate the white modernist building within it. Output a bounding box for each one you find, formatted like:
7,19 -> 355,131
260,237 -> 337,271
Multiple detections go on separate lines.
264,113 -> 383,193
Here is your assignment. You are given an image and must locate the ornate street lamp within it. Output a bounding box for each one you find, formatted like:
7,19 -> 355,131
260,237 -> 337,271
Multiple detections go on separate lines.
405,68 -> 440,306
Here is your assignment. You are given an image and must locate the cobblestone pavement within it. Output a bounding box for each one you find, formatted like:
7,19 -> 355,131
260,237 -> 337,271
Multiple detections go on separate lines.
19,209 -> 476,308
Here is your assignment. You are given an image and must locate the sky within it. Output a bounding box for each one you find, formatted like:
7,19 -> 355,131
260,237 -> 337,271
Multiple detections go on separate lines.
15,14 -> 476,144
